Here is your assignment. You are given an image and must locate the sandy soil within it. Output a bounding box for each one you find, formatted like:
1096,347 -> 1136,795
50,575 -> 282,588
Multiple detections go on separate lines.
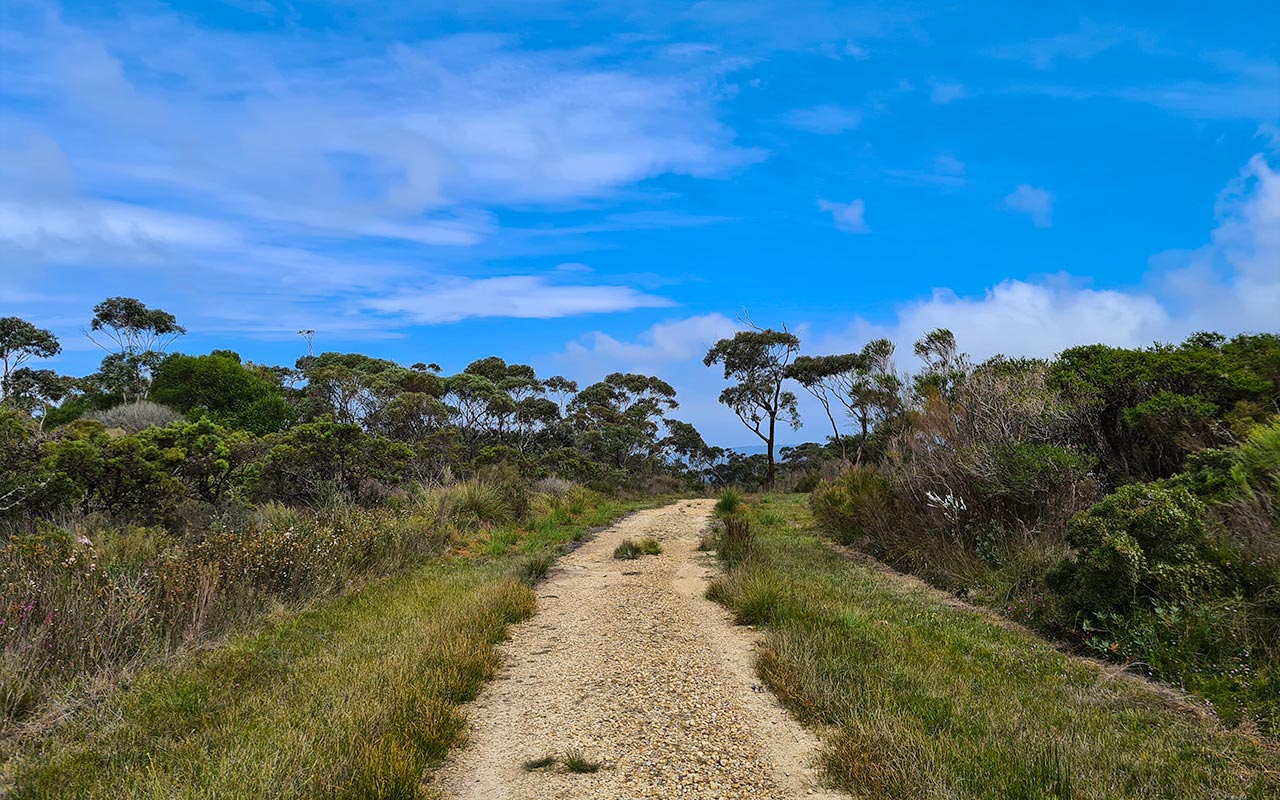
432,499 -> 846,800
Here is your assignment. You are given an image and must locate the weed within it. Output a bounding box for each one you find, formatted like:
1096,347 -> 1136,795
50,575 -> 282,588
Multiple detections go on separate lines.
522,754 -> 557,771
563,749 -> 601,774
639,538 -> 662,555
613,540 -> 642,560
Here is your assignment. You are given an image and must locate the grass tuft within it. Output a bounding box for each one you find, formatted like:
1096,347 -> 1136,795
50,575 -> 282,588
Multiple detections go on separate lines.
639,538 -> 662,555
562,749 -> 601,774
613,540 -> 642,560
522,754 -> 558,771
713,487 -> 743,518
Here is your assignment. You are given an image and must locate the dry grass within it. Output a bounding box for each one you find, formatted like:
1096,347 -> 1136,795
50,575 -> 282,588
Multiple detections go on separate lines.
0,490 -> 648,798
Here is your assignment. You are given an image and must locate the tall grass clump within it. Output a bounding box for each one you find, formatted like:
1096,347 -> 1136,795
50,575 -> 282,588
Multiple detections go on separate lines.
713,487 -> 744,518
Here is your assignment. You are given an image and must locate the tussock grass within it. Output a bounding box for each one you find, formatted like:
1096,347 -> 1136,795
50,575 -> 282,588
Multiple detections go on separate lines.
639,538 -> 662,555
613,539 -> 643,560
713,487 -> 743,518
710,495 -> 1280,800
562,749 -> 601,774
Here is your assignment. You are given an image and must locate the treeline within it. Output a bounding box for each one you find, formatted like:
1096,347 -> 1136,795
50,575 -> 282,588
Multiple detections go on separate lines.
0,298 -> 720,726
1,299 -> 723,535
757,327 -> 1280,736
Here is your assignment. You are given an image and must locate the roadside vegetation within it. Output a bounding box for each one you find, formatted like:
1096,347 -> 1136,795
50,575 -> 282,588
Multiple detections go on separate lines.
706,495 -> 1278,799
703,325 -> 1280,737
1,299 -> 715,735
2,487 -> 642,797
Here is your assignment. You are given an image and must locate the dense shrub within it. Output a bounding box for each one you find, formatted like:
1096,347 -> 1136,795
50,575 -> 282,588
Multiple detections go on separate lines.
250,419 -> 414,505
809,468 -> 893,546
1049,483 -> 1225,615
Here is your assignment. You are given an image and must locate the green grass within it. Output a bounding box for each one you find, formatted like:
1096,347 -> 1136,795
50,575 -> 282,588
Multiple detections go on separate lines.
0,497 -> 647,798
708,495 -> 1279,800
613,539 -> 642,559
562,749 -> 601,774
639,537 -> 662,555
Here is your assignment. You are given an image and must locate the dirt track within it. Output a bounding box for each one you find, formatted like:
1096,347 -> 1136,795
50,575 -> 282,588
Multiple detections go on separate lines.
432,499 -> 845,799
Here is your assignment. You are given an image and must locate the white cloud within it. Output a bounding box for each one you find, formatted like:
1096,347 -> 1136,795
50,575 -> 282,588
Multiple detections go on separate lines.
781,104 -> 863,134
818,198 -> 869,232
929,82 -> 965,104
554,313 -> 744,443
0,9 -> 756,334
1003,184 -> 1055,227
564,313 -> 739,366
364,276 -> 674,324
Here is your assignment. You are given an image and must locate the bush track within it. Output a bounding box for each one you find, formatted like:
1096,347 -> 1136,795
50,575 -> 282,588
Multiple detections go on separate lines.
432,499 -> 846,800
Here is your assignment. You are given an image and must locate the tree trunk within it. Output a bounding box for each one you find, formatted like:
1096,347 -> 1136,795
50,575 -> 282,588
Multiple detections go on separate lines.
766,412 -> 777,488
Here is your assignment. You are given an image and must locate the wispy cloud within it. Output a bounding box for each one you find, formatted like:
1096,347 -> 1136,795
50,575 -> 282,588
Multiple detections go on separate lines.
781,104 -> 863,134
0,4 -> 757,334
1003,184 -> 1054,227
929,81 -> 965,104
364,275 -> 674,324
818,198 -> 869,233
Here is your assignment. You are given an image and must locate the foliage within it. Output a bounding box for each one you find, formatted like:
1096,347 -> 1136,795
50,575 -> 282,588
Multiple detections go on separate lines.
1050,483 -> 1224,615
150,351 -> 295,435
710,496 -> 1277,799
0,318 -> 60,405
704,327 -> 802,486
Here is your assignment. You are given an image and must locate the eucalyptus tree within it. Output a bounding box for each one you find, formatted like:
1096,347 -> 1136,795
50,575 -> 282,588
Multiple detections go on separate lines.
0,316 -> 61,404
704,327 -> 801,487
568,372 -> 679,471
85,297 -> 186,402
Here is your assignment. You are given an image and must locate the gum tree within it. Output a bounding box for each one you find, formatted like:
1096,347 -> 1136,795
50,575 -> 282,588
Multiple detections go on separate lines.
704,327 -> 801,487
0,316 -> 61,403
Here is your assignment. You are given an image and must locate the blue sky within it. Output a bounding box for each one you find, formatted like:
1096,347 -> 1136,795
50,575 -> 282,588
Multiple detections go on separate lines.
2,0 -> 1278,445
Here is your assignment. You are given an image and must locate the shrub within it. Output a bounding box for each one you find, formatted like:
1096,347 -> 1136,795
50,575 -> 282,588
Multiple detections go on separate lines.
1049,483 -> 1225,616
810,467 -> 893,546
85,400 -> 182,432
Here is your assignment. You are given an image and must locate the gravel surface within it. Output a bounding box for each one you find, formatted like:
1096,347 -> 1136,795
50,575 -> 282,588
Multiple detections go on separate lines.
432,500 -> 847,800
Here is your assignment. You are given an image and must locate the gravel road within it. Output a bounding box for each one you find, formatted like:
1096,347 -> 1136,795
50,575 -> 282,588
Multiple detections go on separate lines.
432,499 -> 846,800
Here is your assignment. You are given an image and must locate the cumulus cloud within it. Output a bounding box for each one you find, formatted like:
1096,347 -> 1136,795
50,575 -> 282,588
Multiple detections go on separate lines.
829,153 -> 1279,364
818,198 -> 869,232
1003,184 -> 1055,227
555,313 -> 743,442
564,313 -> 739,366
